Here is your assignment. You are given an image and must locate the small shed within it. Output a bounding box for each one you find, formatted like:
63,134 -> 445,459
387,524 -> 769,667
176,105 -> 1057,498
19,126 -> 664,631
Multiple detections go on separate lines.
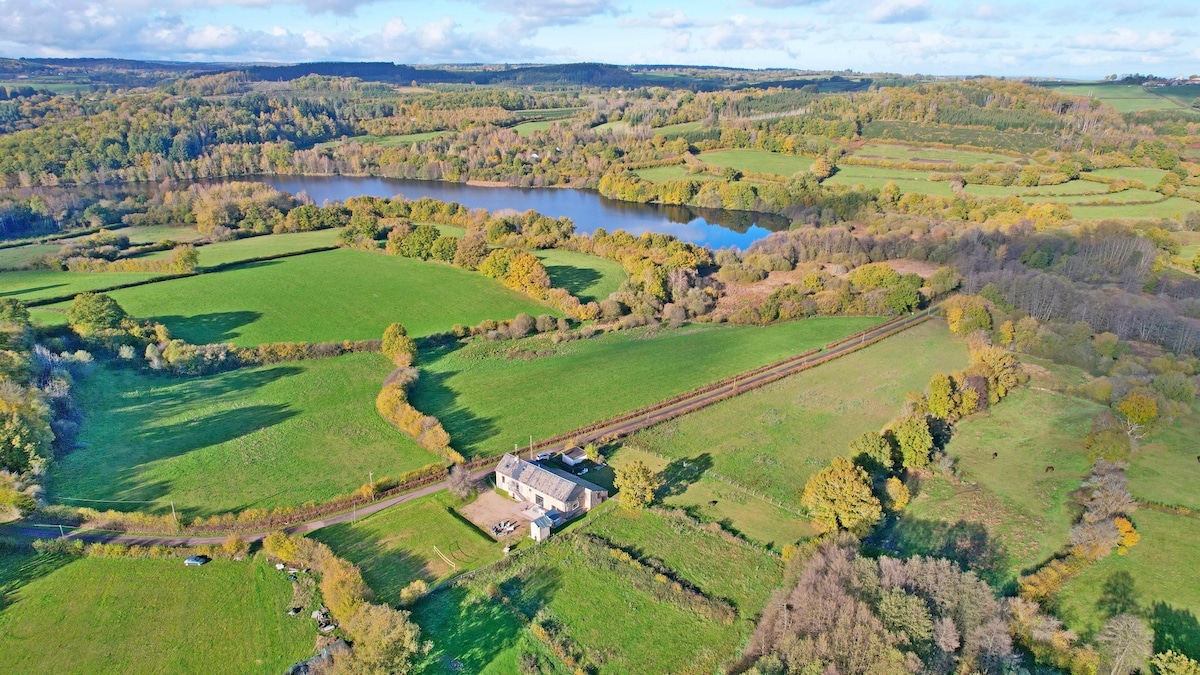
531,515 -> 553,542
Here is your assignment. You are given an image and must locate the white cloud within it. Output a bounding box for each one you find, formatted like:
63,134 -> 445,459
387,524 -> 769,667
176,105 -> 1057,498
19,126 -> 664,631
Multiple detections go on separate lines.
1066,28 -> 1178,52
702,15 -> 814,54
868,0 -> 931,23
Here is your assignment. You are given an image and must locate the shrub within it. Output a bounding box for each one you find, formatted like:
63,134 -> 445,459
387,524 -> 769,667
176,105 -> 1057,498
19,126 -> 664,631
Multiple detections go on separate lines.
66,292 -> 127,333
398,579 -> 429,607
382,323 -> 418,367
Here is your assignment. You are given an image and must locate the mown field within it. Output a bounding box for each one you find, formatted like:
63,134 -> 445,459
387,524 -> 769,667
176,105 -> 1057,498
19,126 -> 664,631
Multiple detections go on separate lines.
626,319 -> 965,507
827,165 -> 956,196
0,242 -> 62,269
91,249 -> 554,345
413,506 -> 781,674
312,492 -> 502,603
50,353 -> 439,517
531,248 -> 627,303
699,149 -> 813,177
410,316 -> 883,458
1070,197 -> 1200,220
633,164 -> 716,183
0,552 -> 313,674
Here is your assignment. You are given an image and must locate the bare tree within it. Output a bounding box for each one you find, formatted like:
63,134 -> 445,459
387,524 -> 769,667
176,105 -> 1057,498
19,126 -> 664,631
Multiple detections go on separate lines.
1095,614 -> 1153,675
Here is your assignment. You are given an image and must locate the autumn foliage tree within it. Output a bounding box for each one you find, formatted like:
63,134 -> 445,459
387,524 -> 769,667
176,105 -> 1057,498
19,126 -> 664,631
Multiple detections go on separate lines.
615,460 -> 661,510
1115,392 -> 1158,439
891,415 -> 934,470
382,323 -> 418,367
801,456 -> 883,535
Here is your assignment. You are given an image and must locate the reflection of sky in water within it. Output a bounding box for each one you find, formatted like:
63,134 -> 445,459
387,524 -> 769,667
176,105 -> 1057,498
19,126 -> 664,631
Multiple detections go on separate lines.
261,176 -> 786,249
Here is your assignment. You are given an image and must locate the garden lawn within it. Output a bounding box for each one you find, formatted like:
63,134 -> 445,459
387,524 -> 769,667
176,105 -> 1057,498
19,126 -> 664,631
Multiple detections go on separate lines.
50,353 -> 440,517
0,553 -> 313,675
0,269 -> 165,302
312,492 -> 502,602
531,248 -> 627,303
850,143 -> 1014,165
1057,508 -> 1200,657
626,319 -> 965,506
411,316 -> 882,459
96,248 -> 554,346
699,149 -> 813,177
898,386 -> 1105,587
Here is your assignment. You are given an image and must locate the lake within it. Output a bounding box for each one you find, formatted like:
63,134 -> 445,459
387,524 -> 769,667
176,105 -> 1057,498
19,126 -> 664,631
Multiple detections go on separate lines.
259,175 -> 790,249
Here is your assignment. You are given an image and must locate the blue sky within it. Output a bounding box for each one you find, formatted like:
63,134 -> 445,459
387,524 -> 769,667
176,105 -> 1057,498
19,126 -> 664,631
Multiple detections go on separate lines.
0,1 -> 1195,78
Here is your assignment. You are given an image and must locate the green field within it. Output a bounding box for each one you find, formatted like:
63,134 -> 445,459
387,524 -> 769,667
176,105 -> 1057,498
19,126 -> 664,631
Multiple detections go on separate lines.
699,149 -> 813,177
899,385 -> 1105,586
312,492 -> 503,603
609,446 -> 818,549
592,121 -> 631,134
826,165 -> 957,196
414,507 -> 780,674
531,248 -> 627,303
652,121 -> 703,135
91,249 -> 554,346
851,143 -> 1016,166
1128,411 -> 1200,512
122,225 -> 207,244
27,307 -> 68,326
317,130 -> 449,149
1044,83 -> 1181,112
1057,508 -> 1200,653
0,242 -> 61,269
513,120 -> 555,137
137,229 -> 341,269
411,316 -> 882,458
627,319 -> 965,507
632,164 -> 716,183
0,552 -> 313,674
1087,167 -> 1171,185
964,180 -> 1108,198
1070,197 -> 1200,220
50,353 -> 440,517
0,269 -> 165,302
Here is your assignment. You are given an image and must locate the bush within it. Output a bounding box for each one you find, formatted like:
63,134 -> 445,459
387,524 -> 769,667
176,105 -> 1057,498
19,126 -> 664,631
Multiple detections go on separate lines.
398,579 -> 429,607
382,323 -> 418,367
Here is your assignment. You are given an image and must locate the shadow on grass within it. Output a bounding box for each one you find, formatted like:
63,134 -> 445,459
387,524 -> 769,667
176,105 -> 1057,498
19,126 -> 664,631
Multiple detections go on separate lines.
312,523 -> 437,600
146,311 -> 262,345
866,515 -> 1013,591
1097,571 -> 1141,619
1150,602 -> 1200,660
407,341 -> 499,458
657,453 -> 713,500
414,584 -> 532,674
543,264 -> 603,303
0,283 -> 66,298
0,550 -> 74,613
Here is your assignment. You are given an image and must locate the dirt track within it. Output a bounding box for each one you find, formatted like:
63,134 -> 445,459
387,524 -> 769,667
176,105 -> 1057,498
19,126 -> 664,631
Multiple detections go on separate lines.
5,309 -> 933,546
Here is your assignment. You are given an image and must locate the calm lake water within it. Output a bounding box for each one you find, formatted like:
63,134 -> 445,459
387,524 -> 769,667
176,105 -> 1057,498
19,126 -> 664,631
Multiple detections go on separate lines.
259,175 -> 789,249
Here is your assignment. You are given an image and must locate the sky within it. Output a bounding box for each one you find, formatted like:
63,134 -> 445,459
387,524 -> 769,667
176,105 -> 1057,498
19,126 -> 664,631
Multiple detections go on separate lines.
0,0 -> 1196,79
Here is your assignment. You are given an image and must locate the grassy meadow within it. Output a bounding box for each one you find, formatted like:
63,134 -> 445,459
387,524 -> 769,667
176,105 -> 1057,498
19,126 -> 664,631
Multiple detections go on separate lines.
312,492 -> 503,602
1043,83 -> 1181,112
531,248 -> 627,303
410,316 -> 882,458
699,149 -> 813,177
136,229 -> 341,269
50,353 -> 440,517
633,164 -> 716,183
850,143 -> 1015,165
0,269 -> 165,302
0,552 -> 313,674
626,319 -> 966,507
93,249 -> 554,345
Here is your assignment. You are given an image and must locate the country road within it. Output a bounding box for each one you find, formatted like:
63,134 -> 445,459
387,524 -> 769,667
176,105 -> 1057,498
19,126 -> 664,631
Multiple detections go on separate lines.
5,309 -> 933,546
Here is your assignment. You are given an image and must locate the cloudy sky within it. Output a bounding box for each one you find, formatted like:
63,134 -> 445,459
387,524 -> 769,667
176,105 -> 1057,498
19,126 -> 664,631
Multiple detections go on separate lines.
0,0 -> 1195,78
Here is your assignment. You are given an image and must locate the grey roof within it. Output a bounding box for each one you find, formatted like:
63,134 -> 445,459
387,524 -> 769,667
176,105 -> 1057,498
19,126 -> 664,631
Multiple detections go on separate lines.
532,515 -> 553,528
547,467 -> 607,494
496,454 -> 606,502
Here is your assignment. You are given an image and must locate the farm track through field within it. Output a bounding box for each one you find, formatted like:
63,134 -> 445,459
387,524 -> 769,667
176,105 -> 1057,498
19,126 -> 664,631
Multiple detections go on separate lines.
5,309 -> 935,545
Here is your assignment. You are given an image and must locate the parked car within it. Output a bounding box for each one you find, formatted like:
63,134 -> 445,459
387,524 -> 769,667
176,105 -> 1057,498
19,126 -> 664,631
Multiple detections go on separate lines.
535,452 -> 552,461
184,555 -> 210,566
577,467 -> 589,475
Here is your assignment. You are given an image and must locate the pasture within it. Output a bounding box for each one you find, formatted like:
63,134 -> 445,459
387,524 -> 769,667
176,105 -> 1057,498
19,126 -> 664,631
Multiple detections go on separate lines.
0,242 -> 61,269
136,229 -> 341,269
0,552 -> 313,675
850,143 -> 1015,166
652,121 -> 703,135
50,353 -> 440,517
626,319 -> 966,507
633,164 -> 716,183
312,492 -> 502,602
1086,167 -> 1171,185
825,165 -> 956,196
513,120 -> 556,137
531,248 -> 627,303
95,249 -> 554,345
698,149 -> 813,177
410,316 -> 882,458
318,131 -> 449,149
0,269 -> 165,302
895,385 -> 1105,587
1056,508 -> 1200,655
1044,83 -> 1181,113
1069,197 -> 1200,221
123,225 -> 207,244
1127,411 -> 1200,512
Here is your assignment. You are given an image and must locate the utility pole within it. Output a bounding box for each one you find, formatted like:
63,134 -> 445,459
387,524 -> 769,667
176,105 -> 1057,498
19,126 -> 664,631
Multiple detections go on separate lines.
171,501 -> 178,530
529,435 -> 533,460
369,472 -> 374,500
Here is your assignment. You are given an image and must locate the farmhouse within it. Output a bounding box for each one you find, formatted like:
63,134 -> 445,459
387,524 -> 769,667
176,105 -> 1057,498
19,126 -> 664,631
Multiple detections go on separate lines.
495,453 -> 608,520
